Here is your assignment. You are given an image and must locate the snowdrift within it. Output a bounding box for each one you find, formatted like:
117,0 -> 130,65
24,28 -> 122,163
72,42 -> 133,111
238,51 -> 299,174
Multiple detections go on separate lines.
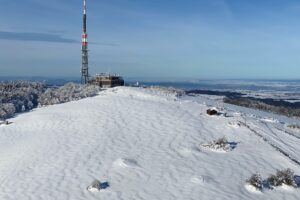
0,86 -> 300,200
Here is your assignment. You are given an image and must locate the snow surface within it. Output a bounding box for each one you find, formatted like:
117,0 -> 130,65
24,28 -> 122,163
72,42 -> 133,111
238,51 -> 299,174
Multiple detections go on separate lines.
0,86 -> 300,200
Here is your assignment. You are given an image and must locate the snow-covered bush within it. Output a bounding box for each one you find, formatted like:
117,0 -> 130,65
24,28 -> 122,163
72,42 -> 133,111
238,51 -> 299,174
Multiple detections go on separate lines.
87,179 -> 109,192
246,173 -> 263,191
38,83 -> 101,106
202,136 -> 236,152
212,136 -> 228,148
247,169 -> 298,191
267,169 -> 297,188
287,124 -> 300,131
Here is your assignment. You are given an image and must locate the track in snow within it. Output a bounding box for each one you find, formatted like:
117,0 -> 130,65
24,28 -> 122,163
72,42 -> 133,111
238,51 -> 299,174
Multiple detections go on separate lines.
239,121 -> 300,166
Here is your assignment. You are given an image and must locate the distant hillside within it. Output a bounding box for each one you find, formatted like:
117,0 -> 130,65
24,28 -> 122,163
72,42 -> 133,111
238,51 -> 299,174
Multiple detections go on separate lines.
187,90 -> 300,118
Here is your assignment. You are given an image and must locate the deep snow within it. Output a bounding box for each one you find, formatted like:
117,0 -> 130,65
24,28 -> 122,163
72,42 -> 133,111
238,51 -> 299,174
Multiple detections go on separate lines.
0,87 -> 299,200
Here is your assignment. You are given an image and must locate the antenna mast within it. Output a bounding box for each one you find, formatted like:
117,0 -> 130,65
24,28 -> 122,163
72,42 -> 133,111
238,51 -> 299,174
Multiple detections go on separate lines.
81,0 -> 89,84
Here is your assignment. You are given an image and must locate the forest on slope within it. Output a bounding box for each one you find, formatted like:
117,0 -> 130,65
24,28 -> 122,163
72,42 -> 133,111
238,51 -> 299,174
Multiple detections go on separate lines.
0,81 -> 101,119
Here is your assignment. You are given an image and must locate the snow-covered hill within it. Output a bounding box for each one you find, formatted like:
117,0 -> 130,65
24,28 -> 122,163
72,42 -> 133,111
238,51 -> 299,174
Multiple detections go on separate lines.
0,87 -> 299,200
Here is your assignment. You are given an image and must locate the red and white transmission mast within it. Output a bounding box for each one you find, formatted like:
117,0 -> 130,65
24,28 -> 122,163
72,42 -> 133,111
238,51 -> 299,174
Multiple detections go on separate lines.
81,0 -> 89,84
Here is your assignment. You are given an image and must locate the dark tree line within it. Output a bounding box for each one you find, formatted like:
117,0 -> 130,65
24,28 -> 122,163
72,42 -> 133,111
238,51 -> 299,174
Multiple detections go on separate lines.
224,97 -> 300,118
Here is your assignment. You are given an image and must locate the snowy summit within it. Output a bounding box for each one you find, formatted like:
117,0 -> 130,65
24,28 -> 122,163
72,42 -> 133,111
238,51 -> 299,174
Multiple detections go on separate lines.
0,86 -> 299,200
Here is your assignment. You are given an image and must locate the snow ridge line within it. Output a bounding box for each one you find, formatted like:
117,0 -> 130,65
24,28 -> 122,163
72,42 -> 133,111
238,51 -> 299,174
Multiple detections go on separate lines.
238,121 -> 300,166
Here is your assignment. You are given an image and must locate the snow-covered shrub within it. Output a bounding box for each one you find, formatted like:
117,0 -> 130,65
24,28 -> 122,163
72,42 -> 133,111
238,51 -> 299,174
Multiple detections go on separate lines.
202,136 -> 236,152
148,86 -> 185,98
247,169 -> 298,191
87,179 -> 109,192
213,136 -> 228,148
38,83 -> 101,106
267,169 -> 297,188
287,124 -> 300,131
246,173 -> 263,191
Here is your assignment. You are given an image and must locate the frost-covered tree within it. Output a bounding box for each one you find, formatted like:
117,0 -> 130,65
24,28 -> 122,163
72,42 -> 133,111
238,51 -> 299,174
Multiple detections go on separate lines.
0,81 -> 46,119
0,103 -> 16,120
0,81 -> 101,119
38,83 -> 101,106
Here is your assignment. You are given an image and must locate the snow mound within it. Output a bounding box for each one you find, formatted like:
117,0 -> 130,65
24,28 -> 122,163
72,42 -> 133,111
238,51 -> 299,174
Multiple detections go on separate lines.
274,184 -> 296,192
260,117 -> 279,123
178,146 -> 201,156
1,86 -> 300,200
147,86 -> 184,98
190,175 -> 217,185
228,121 -> 241,128
113,158 -> 139,168
245,184 -> 263,194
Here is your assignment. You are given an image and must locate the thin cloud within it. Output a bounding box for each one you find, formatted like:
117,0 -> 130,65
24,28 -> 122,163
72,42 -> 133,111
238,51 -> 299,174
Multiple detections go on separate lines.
0,31 -> 119,46
90,42 -> 120,47
0,31 -> 78,43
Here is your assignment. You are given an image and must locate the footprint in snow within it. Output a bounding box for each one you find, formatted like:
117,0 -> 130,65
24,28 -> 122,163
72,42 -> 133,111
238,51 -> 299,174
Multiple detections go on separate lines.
178,146 -> 201,156
227,121 -> 241,128
191,175 -> 218,185
113,158 -> 139,168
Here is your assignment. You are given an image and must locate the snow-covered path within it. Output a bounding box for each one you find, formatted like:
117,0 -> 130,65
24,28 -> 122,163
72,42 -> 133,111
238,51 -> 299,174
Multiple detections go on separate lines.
244,120 -> 300,166
0,87 -> 299,200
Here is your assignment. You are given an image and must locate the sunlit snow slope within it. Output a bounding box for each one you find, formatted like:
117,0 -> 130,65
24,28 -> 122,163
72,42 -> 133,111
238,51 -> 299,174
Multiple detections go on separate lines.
0,87 -> 299,200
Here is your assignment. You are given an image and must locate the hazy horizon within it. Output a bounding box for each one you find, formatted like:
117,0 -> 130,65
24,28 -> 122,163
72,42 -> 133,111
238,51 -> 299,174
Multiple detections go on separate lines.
1,75 -> 300,83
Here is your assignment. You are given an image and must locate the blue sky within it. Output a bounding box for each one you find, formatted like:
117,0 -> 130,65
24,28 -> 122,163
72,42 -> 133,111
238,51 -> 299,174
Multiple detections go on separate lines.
0,0 -> 300,80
